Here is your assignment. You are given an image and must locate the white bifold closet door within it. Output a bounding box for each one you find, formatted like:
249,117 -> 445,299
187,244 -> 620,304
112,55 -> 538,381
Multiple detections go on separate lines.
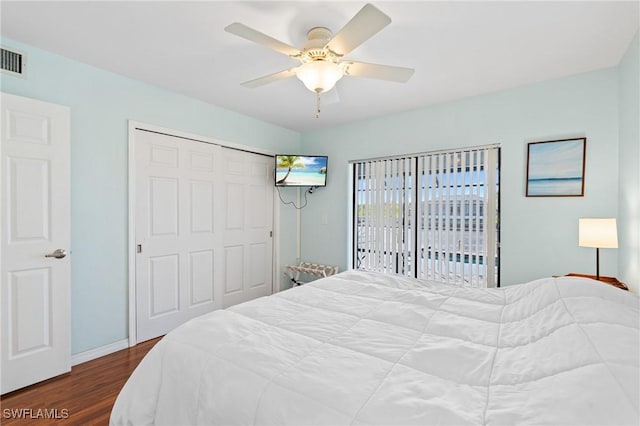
134,130 -> 273,343
220,147 -> 273,308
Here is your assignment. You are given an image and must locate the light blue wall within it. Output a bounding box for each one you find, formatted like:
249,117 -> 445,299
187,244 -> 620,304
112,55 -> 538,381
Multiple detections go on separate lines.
300,68 -> 620,286
618,31 -> 640,293
0,38 -> 301,354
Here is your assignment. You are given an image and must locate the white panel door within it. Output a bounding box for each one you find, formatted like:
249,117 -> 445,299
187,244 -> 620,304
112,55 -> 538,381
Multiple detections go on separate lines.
135,130 -> 223,342
222,148 -> 273,308
1,93 -> 71,394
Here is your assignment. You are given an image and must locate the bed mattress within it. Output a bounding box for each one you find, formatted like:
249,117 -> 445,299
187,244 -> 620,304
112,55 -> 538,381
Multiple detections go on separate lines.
111,270 -> 639,425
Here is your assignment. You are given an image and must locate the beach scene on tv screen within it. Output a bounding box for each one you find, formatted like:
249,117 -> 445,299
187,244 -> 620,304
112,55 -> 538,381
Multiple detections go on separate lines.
276,155 -> 327,186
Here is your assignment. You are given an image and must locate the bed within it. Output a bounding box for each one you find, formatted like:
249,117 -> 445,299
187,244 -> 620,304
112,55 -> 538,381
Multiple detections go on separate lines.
111,270 -> 639,425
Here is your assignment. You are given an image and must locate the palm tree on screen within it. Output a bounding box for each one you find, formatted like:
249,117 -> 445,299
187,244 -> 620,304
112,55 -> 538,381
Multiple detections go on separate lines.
276,156 -> 305,184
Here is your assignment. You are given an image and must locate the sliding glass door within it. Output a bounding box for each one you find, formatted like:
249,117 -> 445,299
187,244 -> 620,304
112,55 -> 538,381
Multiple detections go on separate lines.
352,146 -> 500,288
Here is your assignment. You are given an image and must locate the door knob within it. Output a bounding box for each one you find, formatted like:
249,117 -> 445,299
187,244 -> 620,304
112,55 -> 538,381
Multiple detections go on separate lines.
45,249 -> 67,259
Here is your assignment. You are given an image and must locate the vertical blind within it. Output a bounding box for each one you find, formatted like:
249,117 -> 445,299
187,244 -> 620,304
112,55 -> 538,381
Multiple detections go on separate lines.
352,146 -> 500,288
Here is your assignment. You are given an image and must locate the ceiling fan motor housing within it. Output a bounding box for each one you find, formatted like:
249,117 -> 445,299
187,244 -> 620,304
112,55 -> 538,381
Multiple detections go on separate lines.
301,27 -> 340,63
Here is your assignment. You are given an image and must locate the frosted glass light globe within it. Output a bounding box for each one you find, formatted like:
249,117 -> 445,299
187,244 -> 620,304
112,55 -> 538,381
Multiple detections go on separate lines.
295,61 -> 343,93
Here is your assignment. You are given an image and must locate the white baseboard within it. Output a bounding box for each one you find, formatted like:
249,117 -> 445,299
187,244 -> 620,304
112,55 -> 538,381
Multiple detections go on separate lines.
71,339 -> 129,366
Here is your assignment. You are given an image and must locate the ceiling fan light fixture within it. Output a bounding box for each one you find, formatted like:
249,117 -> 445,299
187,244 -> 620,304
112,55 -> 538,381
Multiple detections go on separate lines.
295,61 -> 343,93
226,3 -> 414,118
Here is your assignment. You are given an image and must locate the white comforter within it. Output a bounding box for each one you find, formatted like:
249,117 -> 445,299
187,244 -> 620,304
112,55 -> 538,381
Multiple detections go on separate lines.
111,271 -> 639,425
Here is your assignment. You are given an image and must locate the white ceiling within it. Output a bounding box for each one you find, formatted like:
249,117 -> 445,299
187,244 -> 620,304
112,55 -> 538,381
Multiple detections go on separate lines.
1,1 -> 638,133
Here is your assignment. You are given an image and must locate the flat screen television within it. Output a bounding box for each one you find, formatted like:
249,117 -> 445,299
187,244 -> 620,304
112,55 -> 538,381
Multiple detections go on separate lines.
275,155 -> 328,187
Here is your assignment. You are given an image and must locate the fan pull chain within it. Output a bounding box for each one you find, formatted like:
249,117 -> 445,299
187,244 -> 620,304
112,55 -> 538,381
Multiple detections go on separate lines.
316,89 -> 321,118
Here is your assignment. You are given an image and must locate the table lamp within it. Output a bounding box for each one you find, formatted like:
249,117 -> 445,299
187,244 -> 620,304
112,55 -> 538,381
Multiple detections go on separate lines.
578,218 -> 618,280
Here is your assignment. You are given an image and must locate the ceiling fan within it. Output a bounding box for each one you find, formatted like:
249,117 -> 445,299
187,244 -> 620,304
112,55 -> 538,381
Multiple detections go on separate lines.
225,3 -> 414,117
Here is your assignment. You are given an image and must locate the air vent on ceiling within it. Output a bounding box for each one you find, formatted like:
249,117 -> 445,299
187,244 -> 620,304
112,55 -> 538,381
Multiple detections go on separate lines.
1,47 -> 26,77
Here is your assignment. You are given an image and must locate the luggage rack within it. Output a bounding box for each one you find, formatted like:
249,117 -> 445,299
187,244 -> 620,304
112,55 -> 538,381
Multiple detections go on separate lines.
285,262 -> 339,286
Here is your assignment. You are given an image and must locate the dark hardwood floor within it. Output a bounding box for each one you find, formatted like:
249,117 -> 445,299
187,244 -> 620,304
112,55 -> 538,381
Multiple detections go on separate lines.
1,337 -> 161,425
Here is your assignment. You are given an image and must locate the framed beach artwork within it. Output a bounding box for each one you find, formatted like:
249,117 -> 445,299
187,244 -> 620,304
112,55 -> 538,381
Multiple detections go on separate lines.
526,137 -> 586,197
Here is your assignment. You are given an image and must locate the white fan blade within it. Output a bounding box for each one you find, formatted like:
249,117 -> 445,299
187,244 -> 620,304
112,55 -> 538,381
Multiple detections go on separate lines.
225,23 -> 301,57
324,4 -> 391,56
241,67 -> 299,88
342,61 -> 414,83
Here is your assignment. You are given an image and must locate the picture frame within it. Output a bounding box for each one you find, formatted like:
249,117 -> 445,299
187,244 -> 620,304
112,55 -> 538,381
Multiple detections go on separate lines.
526,137 -> 586,197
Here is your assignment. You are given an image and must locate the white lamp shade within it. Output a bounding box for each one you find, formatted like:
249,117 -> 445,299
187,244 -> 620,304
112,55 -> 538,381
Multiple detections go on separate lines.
579,218 -> 618,248
295,61 -> 343,93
